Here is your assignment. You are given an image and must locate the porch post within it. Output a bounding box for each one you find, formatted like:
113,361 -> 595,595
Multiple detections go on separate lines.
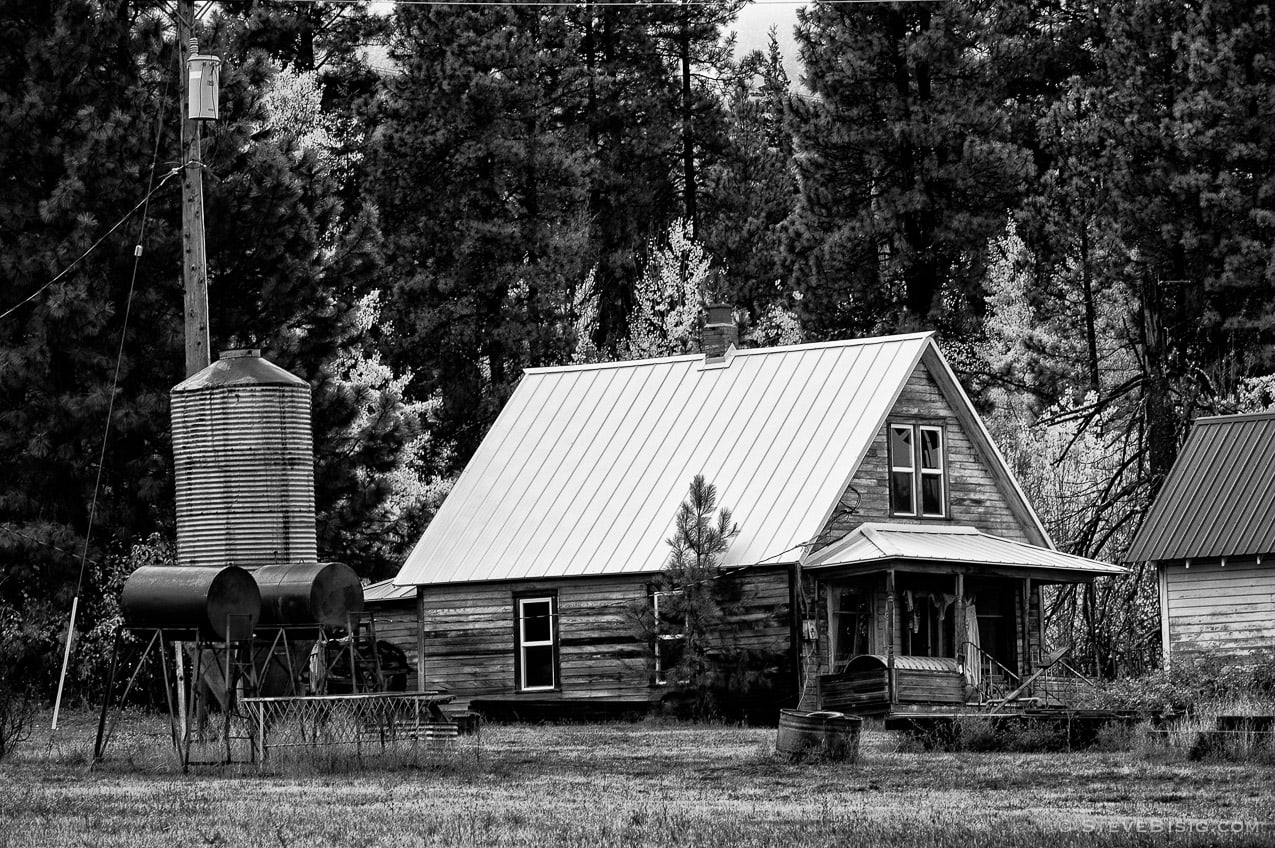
1021,577 -> 1033,678
415,588 -> 427,693
886,568 -> 896,707
954,572 -> 966,672
1158,564 -> 1171,672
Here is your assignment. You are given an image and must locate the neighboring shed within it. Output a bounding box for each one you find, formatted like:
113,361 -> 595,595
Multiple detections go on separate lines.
362,578 -> 421,691
391,325 -> 1123,716
1126,412 -> 1275,666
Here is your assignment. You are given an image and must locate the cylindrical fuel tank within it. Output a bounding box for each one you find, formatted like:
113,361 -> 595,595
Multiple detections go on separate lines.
170,349 -> 317,568
253,561 -> 364,628
121,565 -> 261,641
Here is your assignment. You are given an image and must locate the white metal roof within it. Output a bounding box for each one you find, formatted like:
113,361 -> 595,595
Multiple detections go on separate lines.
804,523 -> 1126,578
363,577 -> 416,604
398,333 -> 949,586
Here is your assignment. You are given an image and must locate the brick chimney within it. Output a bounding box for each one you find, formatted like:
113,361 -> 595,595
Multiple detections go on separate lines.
701,303 -> 738,361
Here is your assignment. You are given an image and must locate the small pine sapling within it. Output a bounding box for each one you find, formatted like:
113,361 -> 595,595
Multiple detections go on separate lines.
655,475 -> 739,718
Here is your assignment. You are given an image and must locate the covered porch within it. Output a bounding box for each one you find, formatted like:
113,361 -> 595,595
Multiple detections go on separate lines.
801,524 -> 1126,715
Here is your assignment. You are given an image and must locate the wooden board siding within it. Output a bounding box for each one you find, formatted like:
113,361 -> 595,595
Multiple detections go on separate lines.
1165,559 -> 1275,662
419,576 -> 650,703
412,565 -> 795,706
820,362 -> 1032,545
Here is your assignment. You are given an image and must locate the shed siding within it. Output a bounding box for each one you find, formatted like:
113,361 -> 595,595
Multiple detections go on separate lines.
415,566 -> 794,705
367,602 -> 422,691
822,362 -> 1031,544
1165,560 -> 1275,662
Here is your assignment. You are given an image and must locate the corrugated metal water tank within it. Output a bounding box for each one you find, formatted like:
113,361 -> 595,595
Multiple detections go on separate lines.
171,349 -> 317,568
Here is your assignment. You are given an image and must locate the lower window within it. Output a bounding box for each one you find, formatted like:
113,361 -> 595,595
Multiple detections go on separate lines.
516,595 -> 558,691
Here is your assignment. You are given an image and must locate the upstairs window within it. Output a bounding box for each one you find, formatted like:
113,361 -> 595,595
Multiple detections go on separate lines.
888,423 -> 946,518
516,595 -> 558,691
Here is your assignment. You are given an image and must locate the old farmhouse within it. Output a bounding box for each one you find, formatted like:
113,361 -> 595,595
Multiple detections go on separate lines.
1126,412 -> 1275,668
384,322 -> 1124,717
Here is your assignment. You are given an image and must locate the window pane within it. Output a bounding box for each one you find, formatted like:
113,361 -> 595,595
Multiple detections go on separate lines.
655,591 -> 686,635
522,600 -> 552,643
922,474 -> 943,515
657,637 -> 684,682
523,645 -> 554,688
920,429 -> 942,470
890,426 -> 913,469
891,471 -> 914,514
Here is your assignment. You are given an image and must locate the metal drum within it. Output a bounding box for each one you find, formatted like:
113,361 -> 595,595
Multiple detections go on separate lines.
170,349 -> 317,568
121,565 -> 261,641
776,709 -> 862,761
253,561 -> 364,628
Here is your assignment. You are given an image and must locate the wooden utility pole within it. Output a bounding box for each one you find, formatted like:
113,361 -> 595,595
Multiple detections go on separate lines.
175,0 -> 210,746
179,0 -> 211,379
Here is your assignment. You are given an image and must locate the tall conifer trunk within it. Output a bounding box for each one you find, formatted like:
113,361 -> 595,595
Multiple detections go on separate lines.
679,0 -> 697,237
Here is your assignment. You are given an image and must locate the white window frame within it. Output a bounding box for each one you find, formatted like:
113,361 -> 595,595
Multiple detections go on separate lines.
889,424 -> 917,517
918,425 -> 946,518
889,422 -> 947,519
653,589 -> 686,686
517,596 -> 557,692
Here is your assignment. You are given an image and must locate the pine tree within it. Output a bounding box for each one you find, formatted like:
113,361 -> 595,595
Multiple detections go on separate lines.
658,474 -> 738,718
1082,0 -> 1275,485
569,1 -> 743,348
0,1 -> 181,616
788,0 -> 1033,337
374,5 -> 594,465
701,29 -> 799,323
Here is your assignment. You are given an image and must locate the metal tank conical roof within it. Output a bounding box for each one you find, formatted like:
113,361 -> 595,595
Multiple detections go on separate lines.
173,348 -> 308,392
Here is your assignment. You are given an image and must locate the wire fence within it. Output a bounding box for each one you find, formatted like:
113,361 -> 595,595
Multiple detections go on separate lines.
240,693 -> 474,765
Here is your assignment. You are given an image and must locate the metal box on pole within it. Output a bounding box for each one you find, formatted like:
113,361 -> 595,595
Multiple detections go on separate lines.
187,41 -> 221,121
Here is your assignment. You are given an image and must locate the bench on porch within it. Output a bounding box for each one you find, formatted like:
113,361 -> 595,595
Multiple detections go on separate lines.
819,654 -> 966,715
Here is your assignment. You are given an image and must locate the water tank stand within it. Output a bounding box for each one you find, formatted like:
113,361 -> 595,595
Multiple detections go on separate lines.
93,626 -> 181,765
182,621 -> 260,770
93,618 -> 260,770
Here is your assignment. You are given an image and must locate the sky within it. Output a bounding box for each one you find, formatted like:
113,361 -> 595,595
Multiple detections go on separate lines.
364,1 -> 807,85
732,1 -> 803,85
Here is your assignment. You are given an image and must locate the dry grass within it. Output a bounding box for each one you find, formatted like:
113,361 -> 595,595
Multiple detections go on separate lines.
1,710 -> 1273,847
1138,695 -> 1275,764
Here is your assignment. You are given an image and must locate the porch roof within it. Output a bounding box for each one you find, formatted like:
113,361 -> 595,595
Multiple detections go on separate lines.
804,524 -> 1126,579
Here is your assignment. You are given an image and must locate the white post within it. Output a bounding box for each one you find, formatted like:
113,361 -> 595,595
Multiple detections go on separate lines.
50,596 -> 79,730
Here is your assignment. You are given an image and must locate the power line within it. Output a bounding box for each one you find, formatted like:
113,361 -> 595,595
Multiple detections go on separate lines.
0,169 -> 180,322
52,74 -> 175,733
268,0 -> 941,7
0,524 -> 100,567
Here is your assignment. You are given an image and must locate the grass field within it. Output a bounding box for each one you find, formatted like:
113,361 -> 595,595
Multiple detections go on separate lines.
1,710 -> 1273,847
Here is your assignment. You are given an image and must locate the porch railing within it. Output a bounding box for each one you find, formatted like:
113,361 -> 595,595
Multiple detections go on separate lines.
961,641 -> 1020,704
967,643 -> 1100,711
1030,656 -> 1100,708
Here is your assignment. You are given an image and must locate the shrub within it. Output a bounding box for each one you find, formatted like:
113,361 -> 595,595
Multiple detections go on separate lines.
1085,653 -> 1275,715
0,609 -> 43,761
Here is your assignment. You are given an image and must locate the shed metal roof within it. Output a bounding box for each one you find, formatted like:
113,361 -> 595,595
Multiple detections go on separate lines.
1126,412 -> 1275,563
396,334 -> 946,585
805,523 -> 1125,578
363,578 -> 415,604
